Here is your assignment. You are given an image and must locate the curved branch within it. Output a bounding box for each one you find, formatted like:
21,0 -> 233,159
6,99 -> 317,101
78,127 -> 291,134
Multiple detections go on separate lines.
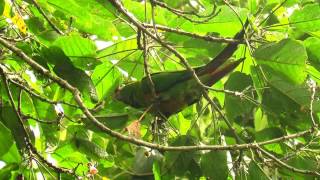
0,34 -> 315,152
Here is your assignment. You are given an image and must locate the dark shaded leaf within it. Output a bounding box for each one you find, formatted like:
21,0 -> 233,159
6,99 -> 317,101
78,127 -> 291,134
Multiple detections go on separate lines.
0,106 -> 26,149
200,151 -> 228,179
248,161 -> 269,180
224,72 -> 255,122
0,121 -> 14,157
42,46 -> 98,102
165,136 -> 197,176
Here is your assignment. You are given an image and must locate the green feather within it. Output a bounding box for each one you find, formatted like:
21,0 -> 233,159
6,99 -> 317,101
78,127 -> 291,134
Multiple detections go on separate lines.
115,20 -> 249,117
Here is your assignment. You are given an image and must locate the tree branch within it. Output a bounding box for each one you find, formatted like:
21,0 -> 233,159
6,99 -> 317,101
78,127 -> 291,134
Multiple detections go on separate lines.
0,32 -> 316,152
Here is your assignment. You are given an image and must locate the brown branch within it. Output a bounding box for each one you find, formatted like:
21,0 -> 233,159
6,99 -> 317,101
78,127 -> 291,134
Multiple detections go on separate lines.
257,146 -> 320,176
110,0 -> 245,142
142,23 -> 243,44
308,79 -> 318,128
151,0 -> 220,23
0,68 -> 74,176
0,31 -> 316,152
6,76 -> 78,108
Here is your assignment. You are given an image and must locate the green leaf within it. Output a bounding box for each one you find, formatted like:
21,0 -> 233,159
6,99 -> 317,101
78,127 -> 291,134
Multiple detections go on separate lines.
0,163 -> 19,180
1,144 -> 21,164
248,161 -> 269,180
256,127 -> 285,153
47,0 -> 119,39
165,136 -> 197,176
54,63 -> 98,103
53,34 -> 100,70
52,143 -> 88,171
153,161 -> 161,180
41,46 -> 69,65
253,39 -> 307,84
81,113 -> 129,132
262,89 -> 313,131
0,121 -> 14,157
73,136 -> 108,160
260,65 -> 320,114
0,0 -> 4,15
254,108 -> 269,132
304,37 -> 320,71
91,61 -> 121,101
42,46 -> 98,103
289,4 -> 320,32
25,17 -> 46,35
97,38 -> 144,79
200,151 -> 228,179
224,72 -> 255,122
0,106 -> 26,149
280,155 -> 317,179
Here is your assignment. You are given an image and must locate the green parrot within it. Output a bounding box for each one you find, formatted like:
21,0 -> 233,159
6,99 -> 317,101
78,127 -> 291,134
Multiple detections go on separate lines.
115,21 -> 248,118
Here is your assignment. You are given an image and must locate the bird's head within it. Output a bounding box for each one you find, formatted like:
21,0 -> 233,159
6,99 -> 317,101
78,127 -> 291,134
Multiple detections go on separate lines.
113,82 -> 138,106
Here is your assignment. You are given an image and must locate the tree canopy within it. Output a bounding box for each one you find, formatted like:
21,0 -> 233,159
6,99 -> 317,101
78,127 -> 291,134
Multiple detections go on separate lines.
0,0 -> 320,179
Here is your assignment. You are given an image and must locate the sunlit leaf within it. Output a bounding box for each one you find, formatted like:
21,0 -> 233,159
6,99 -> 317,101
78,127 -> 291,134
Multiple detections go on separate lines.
254,39 -> 307,84
290,4 -> 320,32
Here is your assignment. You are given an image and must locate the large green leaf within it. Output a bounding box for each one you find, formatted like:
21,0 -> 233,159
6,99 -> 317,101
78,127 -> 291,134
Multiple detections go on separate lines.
261,65 -> 320,113
97,38 -> 145,79
91,61 -> 121,101
280,155 -> 318,179
53,34 -> 100,70
200,151 -> 228,179
42,46 -> 98,103
253,39 -> 307,84
0,145 -> 21,164
52,143 -> 88,172
164,136 -> 197,176
289,4 -> 320,32
47,0 -> 119,39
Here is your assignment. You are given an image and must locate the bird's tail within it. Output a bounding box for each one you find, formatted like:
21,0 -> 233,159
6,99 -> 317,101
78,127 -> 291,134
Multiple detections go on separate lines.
204,57 -> 245,86
198,19 -> 249,75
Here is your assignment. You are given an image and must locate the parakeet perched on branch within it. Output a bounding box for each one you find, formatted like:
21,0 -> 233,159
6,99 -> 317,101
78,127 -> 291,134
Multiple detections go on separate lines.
115,21 -> 249,118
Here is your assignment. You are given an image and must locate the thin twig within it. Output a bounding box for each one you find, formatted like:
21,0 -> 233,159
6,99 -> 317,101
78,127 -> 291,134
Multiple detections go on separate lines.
110,0 -> 243,142
0,29 -> 316,152
257,146 -> 320,176
3,71 -> 78,108
30,0 -> 64,35
0,68 -> 75,175
151,0 -> 220,23
142,23 -> 243,44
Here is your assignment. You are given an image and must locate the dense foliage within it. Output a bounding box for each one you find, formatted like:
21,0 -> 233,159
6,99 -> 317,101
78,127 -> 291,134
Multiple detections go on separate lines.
0,0 -> 320,179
